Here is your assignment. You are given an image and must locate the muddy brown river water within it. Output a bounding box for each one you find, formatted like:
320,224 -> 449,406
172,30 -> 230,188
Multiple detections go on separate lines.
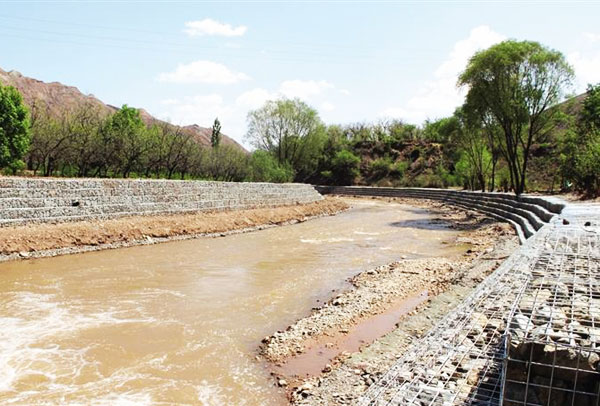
0,198 -> 468,406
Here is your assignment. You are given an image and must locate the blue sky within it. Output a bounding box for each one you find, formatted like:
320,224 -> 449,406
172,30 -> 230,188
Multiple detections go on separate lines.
1,1 -> 600,147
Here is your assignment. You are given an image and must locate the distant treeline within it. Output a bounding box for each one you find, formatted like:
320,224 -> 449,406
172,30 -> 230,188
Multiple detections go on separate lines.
25,103 -> 259,181
0,40 -> 598,196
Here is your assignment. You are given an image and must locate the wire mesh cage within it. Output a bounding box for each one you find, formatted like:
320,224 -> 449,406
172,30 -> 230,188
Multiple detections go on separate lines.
502,229 -> 600,406
358,242 -> 539,406
360,207 -> 600,406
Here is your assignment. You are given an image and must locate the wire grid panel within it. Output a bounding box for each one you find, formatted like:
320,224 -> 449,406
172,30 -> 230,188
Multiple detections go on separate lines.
358,239 -> 542,406
502,225 -> 600,406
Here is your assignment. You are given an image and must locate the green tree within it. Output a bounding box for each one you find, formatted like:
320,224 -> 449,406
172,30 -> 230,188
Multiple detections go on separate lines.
581,83 -> 600,131
211,117 -> 222,148
0,83 -> 30,173
108,105 -> 148,177
561,83 -> 600,196
67,104 -> 107,177
199,145 -> 250,182
453,109 -> 493,191
459,40 -> 574,195
245,98 -> 326,181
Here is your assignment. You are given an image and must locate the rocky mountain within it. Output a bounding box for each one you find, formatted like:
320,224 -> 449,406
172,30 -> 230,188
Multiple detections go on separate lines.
0,67 -> 245,151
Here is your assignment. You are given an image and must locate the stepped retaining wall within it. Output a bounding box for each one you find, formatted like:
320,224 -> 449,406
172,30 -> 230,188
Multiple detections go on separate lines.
315,186 -> 566,243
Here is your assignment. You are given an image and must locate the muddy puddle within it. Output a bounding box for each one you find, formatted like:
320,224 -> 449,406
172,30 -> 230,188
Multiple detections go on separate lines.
274,291 -> 429,378
0,198 -> 467,406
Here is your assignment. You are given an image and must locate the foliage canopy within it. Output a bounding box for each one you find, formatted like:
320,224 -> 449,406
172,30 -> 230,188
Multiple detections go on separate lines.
0,82 -> 30,173
459,40 -> 574,194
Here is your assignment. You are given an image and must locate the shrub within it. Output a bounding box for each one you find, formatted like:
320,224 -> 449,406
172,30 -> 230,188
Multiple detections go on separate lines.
331,149 -> 360,185
248,150 -> 294,183
368,157 -> 393,180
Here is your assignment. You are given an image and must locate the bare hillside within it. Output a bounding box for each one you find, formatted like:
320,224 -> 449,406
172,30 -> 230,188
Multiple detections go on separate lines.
0,67 -> 245,151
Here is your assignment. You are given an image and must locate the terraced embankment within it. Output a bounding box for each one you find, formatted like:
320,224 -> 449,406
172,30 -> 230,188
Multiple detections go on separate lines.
316,186 -> 564,243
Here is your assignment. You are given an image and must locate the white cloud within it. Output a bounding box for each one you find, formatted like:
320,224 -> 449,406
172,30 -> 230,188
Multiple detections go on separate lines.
568,51 -> 600,91
235,88 -> 276,109
160,98 -> 179,105
379,25 -> 505,124
379,107 -> 421,123
157,60 -> 250,84
184,19 -> 247,37
320,102 -> 335,112
159,94 -> 244,142
583,32 -> 600,43
278,80 -> 334,100
340,89 -> 351,96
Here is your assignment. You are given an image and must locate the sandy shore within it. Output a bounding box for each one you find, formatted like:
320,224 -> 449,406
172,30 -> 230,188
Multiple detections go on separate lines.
258,196 -> 519,404
0,197 -> 349,262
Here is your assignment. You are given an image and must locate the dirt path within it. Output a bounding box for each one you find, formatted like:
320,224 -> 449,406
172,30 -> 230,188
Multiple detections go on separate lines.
0,197 -> 348,262
257,197 -> 519,404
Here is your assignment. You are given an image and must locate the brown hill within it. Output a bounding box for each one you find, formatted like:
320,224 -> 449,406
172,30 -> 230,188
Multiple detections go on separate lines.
0,67 -> 245,151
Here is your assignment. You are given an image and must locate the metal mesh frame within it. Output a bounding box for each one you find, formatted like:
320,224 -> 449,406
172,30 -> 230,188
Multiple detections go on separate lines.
360,207 -> 600,406
358,234 -> 542,406
502,224 -> 600,406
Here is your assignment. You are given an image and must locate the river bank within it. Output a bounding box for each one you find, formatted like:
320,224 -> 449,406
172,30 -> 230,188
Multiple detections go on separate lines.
259,196 -> 519,404
0,197 -> 348,262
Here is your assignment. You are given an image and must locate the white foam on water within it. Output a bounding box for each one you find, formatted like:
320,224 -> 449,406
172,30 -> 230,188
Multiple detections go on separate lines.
379,246 -> 393,251
89,392 -> 153,406
353,231 -> 381,236
137,288 -> 186,299
196,380 -> 227,406
0,290 -> 158,399
300,237 -> 355,244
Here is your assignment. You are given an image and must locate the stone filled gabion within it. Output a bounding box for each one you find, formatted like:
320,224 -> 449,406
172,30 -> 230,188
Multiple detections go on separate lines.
360,203 -> 600,406
358,247 -> 537,406
503,229 -> 600,406
0,178 -> 322,226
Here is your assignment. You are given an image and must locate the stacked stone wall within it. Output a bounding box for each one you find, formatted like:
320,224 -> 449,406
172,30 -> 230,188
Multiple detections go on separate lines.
0,177 -> 322,226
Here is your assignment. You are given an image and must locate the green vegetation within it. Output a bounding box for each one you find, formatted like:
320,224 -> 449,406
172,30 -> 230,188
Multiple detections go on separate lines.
25,102 -> 254,181
559,84 -> 600,196
211,117 -> 221,149
246,98 -> 326,182
0,40 -> 598,196
459,40 -> 574,195
0,82 -> 30,174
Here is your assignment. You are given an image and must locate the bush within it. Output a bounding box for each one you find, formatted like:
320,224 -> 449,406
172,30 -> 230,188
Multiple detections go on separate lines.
368,157 -> 393,180
248,150 -> 294,183
391,160 -> 409,178
413,170 -> 444,188
572,136 -> 600,196
331,149 -> 360,185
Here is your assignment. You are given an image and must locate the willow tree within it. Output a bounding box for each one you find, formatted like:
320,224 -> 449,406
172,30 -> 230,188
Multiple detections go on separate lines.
245,98 -> 326,181
459,40 -> 573,195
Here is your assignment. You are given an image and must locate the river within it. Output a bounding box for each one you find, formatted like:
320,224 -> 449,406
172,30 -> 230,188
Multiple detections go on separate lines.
0,198 -> 467,406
